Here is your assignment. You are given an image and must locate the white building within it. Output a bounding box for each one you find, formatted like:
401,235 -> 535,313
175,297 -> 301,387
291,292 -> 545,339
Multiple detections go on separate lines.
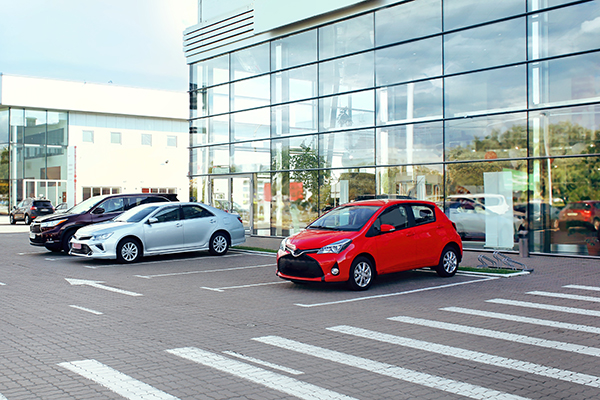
0,74 -> 189,212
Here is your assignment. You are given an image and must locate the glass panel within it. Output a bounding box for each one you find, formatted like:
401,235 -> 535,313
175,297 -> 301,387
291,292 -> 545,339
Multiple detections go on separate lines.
444,0 -> 525,31
445,65 -> 526,117
231,43 -> 270,81
529,52 -> 600,109
189,176 -> 209,203
377,164 -> 444,201
47,111 -> 68,146
375,37 -> 442,86
377,121 -> 443,166
445,113 -> 528,162
206,144 -> 230,174
231,75 -> 270,112
271,100 -> 318,137
530,156 -> 599,256
445,160 -> 527,250
191,54 -> 229,90
375,0 -> 441,46
0,109 -> 8,143
528,2 -> 600,60
271,64 -> 317,104
319,129 -> 375,169
319,13 -> 374,59
271,134 -> 319,171
231,107 -> 271,142
319,52 -> 374,96
231,140 -> 270,172
528,0 -> 584,11
271,29 -> 317,70
319,168 -> 376,210
232,176 -> 251,232
253,172 -> 271,235
377,79 -> 443,125
444,18 -> 526,74
529,105 -> 600,158
270,171 -> 320,236
191,115 -> 229,146
0,144 -> 7,213
211,177 -> 230,211
10,108 -> 24,143
194,84 -> 229,117
319,90 -> 375,131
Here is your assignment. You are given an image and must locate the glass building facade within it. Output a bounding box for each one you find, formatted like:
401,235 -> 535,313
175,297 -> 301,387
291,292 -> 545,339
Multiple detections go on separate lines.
188,0 -> 600,257
0,107 -> 69,213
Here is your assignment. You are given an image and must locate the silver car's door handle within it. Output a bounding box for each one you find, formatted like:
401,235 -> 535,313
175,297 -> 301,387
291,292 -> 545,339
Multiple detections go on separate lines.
210,219 -> 217,224
176,223 -> 183,227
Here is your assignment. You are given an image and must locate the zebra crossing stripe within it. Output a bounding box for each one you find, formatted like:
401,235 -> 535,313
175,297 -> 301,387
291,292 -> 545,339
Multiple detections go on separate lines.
166,347 -> 357,400
328,325 -> 600,389
528,290 -> 600,303
0,393 -> 7,399
253,335 -> 531,400
58,359 -> 179,400
486,298 -> 600,317
564,285 -> 600,292
442,306 -> 600,335
388,315 -> 600,357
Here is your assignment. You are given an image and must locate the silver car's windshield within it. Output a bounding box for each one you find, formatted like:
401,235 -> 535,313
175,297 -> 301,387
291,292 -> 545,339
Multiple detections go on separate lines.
115,206 -> 160,223
309,205 -> 379,231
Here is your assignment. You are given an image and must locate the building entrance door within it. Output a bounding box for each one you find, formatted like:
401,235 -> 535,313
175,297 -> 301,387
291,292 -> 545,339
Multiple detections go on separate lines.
22,179 -> 68,207
210,175 -> 252,234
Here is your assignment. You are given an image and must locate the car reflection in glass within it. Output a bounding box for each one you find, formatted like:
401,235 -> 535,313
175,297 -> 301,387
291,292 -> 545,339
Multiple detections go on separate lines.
70,202 -> 246,263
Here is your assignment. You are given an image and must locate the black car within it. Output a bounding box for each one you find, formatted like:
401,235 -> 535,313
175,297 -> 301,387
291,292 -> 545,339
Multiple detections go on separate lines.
29,193 -> 178,253
9,198 -> 55,225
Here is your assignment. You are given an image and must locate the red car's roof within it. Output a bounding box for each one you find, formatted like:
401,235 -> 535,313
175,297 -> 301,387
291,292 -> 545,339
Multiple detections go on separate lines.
339,199 -> 436,207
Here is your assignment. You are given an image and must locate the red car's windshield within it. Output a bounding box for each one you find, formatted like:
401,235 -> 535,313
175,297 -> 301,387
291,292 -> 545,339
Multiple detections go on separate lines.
308,205 -> 379,231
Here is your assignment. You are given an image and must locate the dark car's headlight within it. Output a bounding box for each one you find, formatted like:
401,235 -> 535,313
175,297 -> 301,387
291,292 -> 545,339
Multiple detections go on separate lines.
318,239 -> 352,254
40,219 -> 67,228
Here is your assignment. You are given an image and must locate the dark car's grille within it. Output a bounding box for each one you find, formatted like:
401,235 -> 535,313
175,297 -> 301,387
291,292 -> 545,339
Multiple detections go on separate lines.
71,245 -> 92,256
278,254 -> 324,279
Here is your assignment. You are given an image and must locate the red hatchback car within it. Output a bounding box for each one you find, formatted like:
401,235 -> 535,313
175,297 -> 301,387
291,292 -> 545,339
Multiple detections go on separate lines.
277,199 -> 463,290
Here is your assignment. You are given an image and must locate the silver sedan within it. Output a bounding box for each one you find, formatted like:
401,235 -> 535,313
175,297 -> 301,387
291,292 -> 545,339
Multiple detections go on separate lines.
69,202 -> 246,263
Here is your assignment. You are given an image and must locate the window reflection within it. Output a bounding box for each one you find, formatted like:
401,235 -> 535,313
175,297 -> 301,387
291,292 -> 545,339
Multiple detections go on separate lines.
377,122 -> 443,166
445,113 -> 528,162
231,108 -> 270,142
319,90 -> 375,131
191,54 -> 229,90
230,43 -> 269,81
444,0 -> 524,31
271,101 -> 318,137
319,52 -> 374,96
319,129 -> 375,169
271,30 -> 317,71
377,165 -> 443,201
231,75 -> 270,112
444,18 -> 525,74
231,140 -> 270,172
319,13 -> 373,59
190,115 -> 229,146
445,65 -> 526,117
271,135 -> 318,171
271,64 -> 317,104
377,79 -> 443,125
375,0 -> 441,46
320,168 -> 376,210
376,37 -> 442,86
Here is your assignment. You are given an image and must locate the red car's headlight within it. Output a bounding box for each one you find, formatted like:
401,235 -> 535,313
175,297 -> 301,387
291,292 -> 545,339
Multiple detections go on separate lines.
317,239 -> 352,254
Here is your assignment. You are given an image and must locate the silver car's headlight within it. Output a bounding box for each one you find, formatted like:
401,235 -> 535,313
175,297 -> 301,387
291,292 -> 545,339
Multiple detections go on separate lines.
317,239 -> 352,254
91,232 -> 114,241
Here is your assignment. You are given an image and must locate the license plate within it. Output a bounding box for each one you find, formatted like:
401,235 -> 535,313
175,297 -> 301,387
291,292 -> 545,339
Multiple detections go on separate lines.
40,208 -> 48,212
72,243 -> 82,249
30,232 -> 36,239
567,213 -> 578,216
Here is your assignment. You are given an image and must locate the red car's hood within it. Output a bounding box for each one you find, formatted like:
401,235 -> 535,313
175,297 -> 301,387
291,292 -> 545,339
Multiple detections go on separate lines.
287,228 -> 358,250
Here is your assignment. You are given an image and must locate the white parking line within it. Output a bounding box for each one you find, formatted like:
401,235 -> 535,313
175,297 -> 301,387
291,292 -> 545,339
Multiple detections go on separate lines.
0,282 -> 5,286
0,393 -> 7,400
253,336 -> 531,400
136,263 -> 274,279
486,298 -> 600,317
528,290 -> 600,303
201,281 -> 288,292
69,305 -> 103,315
294,277 -> 498,308
83,251 -> 253,269
222,351 -> 304,375
167,347 -> 357,400
389,315 -> 600,357
443,307 -> 600,335
564,284 -> 600,292
58,359 -> 179,400
328,325 -> 600,388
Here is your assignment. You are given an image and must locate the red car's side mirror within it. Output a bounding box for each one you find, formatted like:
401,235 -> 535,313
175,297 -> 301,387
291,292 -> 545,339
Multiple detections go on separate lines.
380,224 -> 395,232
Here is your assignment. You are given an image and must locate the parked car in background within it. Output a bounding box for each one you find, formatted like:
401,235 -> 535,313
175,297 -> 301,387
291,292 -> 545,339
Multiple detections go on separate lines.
30,193 -> 178,253
514,200 -> 563,231
558,200 -> 600,231
9,198 -> 55,225
70,202 -> 246,263
277,199 -> 462,291
54,202 -> 70,213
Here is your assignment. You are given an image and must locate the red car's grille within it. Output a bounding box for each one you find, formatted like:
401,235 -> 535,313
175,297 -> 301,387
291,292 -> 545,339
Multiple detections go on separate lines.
278,254 -> 324,279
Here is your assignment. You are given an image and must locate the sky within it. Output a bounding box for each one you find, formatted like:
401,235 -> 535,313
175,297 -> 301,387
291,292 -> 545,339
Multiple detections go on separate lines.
0,0 -> 198,92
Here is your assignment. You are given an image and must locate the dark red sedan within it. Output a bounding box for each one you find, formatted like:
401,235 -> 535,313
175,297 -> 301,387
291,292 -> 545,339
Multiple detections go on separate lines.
277,199 -> 463,290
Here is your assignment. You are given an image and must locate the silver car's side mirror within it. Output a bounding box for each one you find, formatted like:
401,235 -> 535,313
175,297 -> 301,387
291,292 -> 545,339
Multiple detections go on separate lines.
148,217 -> 158,224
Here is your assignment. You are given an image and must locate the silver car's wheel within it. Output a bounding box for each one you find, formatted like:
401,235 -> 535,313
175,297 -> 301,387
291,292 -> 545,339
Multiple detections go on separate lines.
117,239 -> 141,263
209,232 -> 229,256
436,247 -> 459,277
348,256 -> 374,291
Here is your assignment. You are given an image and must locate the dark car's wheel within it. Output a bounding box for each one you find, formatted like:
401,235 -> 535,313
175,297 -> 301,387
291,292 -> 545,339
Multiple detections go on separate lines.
117,238 -> 142,263
436,246 -> 459,277
61,230 -> 76,253
209,232 -> 229,256
9,214 -> 15,225
348,256 -> 374,291
24,214 -> 31,225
